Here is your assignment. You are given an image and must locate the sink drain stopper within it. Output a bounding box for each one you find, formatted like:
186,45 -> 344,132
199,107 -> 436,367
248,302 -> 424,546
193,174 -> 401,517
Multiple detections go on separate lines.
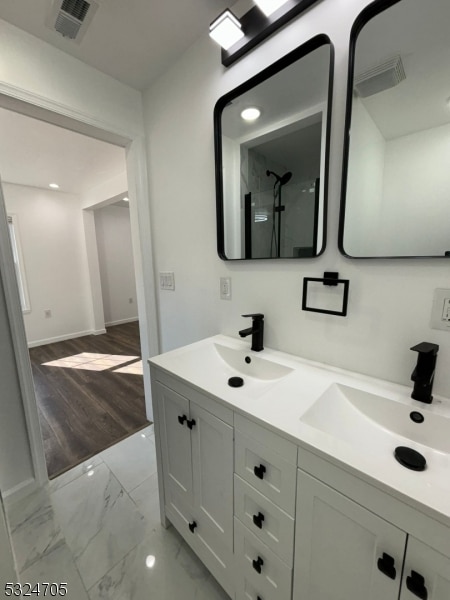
394,446 -> 426,471
228,376 -> 244,388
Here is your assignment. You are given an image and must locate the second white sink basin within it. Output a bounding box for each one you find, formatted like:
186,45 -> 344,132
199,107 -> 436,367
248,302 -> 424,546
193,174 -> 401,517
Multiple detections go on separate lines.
301,383 -> 450,455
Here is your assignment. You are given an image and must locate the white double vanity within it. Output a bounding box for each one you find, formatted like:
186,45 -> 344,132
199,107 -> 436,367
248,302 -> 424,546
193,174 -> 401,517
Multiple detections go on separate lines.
149,335 -> 450,600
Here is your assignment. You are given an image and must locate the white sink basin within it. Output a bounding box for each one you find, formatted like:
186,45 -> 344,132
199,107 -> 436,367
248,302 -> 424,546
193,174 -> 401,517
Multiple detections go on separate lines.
154,337 -> 294,399
301,383 -> 450,455
213,343 -> 293,381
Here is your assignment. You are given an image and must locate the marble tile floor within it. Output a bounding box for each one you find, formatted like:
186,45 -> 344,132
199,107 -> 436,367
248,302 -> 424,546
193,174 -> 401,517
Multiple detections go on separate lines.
7,425 -> 229,600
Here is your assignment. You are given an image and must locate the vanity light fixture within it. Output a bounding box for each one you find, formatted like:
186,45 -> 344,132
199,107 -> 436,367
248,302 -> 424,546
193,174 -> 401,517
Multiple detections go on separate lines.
209,9 -> 244,51
49,183 -> 59,189
254,0 -> 290,17
240,107 -> 261,121
210,0 -> 320,66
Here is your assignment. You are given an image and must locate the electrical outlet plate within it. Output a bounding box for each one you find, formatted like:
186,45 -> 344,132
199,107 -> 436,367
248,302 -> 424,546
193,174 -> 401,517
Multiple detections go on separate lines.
430,288 -> 450,331
220,277 -> 231,300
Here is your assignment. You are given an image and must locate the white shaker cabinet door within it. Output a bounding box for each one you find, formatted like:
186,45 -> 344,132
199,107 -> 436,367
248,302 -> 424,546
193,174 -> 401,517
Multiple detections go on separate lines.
294,469 -> 406,600
157,383 -> 193,507
190,402 -> 234,551
400,537 -> 450,600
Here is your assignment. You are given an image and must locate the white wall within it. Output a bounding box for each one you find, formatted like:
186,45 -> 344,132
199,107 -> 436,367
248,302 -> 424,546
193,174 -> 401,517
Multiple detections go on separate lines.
344,97 -> 386,255
94,205 -> 138,325
4,183 -> 94,346
0,19 -> 153,498
143,0 -> 450,397
382,123 -> 450,256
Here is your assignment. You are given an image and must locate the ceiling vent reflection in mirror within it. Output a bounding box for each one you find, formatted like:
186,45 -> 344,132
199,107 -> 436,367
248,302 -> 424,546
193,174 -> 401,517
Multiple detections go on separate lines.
46,0 -> 99,42
354,55 -> 406,98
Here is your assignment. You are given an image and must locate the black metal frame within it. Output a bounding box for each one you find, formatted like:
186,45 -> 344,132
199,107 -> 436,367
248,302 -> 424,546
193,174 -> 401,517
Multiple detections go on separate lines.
302,272 -> 350,317
220,0 -> 323,67
214,34 -> 334,261
338,0 -> 449,260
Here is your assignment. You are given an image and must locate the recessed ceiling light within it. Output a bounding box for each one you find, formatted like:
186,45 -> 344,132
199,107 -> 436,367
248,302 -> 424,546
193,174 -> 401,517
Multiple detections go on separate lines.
209,10 -> 244,50
145,555 -> 156,569
241,107 -> 261,121
49,183 -> 59,189
123,197 -> 129,202
254,0 -> 289,17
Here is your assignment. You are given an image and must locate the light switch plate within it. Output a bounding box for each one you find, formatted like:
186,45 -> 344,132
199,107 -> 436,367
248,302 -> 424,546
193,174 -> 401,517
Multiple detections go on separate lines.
159,272 -> 175,291
430,288 -> 450,331
220,277 -> 231,300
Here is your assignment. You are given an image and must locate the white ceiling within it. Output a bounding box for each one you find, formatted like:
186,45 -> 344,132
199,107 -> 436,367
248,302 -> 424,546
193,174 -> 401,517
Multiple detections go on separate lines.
0,0 -> 230,90
0,107 -> 126,195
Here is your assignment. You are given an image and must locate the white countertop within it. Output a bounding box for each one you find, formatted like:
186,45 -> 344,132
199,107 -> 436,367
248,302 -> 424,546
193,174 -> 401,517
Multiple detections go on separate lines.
149,334 -> 450,528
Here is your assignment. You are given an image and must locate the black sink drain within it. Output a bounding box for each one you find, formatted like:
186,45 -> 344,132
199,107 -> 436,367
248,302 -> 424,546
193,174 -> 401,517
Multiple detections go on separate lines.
394,446 -> 426,471
228,376 -> 244,388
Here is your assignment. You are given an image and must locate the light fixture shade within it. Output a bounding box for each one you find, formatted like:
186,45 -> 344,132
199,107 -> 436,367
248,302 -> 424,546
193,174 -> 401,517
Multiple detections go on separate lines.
209,9 -> 244,50
254,0 -> 289,17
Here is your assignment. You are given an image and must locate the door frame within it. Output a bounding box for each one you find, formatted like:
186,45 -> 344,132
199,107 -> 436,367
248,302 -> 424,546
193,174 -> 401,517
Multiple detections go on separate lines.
0,82 -> 160,493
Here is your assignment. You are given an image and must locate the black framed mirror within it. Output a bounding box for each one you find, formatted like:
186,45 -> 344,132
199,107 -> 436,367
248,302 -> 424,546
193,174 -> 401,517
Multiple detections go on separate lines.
214,35 -> 333,260
340,0 -> 450,258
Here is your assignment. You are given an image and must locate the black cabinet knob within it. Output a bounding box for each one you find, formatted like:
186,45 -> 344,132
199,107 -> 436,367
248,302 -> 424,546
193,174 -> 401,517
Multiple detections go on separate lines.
377,553 -> 397,580
252,512 -> 265,529
406,571 -> 428,600
178,414 -> 187,426
252,556 -> 264,574
187,418 -> 196,430
254,464 -> 266,480
188,520 -> 197,533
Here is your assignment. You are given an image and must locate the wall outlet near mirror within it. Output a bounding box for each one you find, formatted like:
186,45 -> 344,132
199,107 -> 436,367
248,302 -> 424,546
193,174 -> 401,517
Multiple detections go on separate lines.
430,289 -> 450,331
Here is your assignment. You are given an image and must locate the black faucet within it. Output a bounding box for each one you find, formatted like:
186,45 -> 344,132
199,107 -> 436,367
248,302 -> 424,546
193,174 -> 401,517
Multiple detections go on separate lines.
410,342 -> 439,403
239,314 -> 264,352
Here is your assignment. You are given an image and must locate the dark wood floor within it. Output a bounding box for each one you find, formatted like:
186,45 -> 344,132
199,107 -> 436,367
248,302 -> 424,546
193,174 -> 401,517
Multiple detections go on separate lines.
29,321 -> 149,479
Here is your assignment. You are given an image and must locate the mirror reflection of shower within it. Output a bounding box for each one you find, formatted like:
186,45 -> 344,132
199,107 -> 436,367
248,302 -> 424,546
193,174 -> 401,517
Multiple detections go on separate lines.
245,177 -> 319,259
266,170 -> 292,258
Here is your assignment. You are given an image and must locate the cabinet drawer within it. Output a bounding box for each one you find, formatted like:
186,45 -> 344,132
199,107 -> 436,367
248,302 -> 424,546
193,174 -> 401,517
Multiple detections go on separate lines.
235,430 -> 297,516
234,475 -> 294,566
235,518 -> 292,600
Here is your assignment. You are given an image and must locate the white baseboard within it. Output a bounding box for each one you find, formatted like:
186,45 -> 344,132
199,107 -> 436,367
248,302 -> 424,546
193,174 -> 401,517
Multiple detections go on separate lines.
27,329 -> 107,348
3,477 -> 39,507
105,317 -> 138,327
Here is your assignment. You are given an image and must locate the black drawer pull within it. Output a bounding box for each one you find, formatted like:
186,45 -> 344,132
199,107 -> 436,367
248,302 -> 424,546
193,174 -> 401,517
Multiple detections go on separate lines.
187,418 -> 196,430
252,512 -> 265,529
178,414 -> 187,426
252,556 -> 264,574
377,553 -> 396,580
406,571 -> 428,600
254,464 -> 266,480
188,520 -> 197,533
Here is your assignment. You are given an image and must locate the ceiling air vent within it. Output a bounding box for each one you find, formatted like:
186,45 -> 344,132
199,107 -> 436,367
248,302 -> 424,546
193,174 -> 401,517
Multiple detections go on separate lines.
46,0 -> 99,43
354,55 -> 406,98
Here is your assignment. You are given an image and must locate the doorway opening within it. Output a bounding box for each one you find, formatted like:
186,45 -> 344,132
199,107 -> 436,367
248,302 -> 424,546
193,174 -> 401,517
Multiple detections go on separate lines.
0,105 -> 152,479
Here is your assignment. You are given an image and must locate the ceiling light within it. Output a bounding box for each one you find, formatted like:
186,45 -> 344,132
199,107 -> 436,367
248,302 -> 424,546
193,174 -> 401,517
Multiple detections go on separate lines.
145,555 -> 156,569
254,0 -> 289,17
49,183 -> 59,189
123,197 -> 129,202
241,107 -> 261,121
209,10 -> 244,51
